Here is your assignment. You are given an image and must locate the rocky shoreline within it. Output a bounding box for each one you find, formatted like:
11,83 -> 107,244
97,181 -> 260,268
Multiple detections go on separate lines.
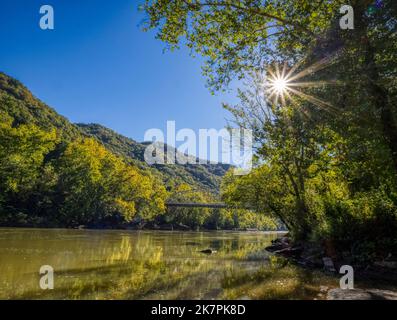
265,235 -> 397,300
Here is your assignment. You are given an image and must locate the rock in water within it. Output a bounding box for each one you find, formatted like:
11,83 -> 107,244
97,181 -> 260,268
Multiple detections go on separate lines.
200,249 -> 216,254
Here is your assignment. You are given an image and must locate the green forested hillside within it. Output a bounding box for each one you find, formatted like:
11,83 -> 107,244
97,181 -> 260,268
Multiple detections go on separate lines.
0,72 -> 166,227
0,71 -> 271,230
0,72 -> 228,195
77,123 -> 230,193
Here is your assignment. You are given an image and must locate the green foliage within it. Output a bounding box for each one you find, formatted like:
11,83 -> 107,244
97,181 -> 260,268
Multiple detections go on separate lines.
54,138 -> 167,226
141,0 -> 345,91
0,114 -> 57,195
0,71 -> 229,202
0,124 -> 167,227
0,75 -> 169,227
78,123 -> 231,194
0,116 -> 57,225
142,0 -> 397,261
0,72 -> 235,229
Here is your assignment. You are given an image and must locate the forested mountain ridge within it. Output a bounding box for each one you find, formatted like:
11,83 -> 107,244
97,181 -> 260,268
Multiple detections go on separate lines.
0,71 -> 229,195
77,123 -> 231,193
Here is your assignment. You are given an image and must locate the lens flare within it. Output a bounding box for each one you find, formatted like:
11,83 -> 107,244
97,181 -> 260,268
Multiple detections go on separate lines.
272,78 -> 289,93
264,56 -> 341,112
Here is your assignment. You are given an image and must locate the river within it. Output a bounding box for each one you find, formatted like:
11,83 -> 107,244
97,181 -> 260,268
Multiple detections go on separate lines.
0,228 -> 338,299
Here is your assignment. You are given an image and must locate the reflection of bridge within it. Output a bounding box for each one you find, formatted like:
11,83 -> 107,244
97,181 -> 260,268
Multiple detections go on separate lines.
165,202 -> 228,209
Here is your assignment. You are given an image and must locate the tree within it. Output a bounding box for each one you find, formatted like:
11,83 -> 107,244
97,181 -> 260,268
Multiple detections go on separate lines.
143,1 -> 397,256
0,113 -> 57,223
141,0 -> 344,90
54,138 -> 167,226
142,0 -> 397,177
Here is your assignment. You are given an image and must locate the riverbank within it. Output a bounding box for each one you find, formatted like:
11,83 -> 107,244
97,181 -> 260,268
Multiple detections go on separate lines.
0,221 -> 282,233
265,235 -> 397,300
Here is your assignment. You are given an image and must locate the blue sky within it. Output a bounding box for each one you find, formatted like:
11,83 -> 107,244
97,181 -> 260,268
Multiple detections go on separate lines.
0,0 -> 237,145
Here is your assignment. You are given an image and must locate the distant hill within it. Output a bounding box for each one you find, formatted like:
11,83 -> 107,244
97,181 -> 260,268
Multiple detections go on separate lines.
77,123 -> 231,193
0,72 -> 230,194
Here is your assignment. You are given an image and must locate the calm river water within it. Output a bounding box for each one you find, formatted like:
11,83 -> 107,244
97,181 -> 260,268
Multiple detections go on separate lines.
0,228 -> 337,299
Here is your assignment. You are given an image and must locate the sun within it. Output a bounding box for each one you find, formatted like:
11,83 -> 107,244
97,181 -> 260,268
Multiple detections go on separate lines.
265,66 -> 292,106
263,58 -> 339,110
271,77 -> 289,94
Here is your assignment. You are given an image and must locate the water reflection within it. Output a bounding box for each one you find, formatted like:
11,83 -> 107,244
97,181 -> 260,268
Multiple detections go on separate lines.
0,228 -> 281,299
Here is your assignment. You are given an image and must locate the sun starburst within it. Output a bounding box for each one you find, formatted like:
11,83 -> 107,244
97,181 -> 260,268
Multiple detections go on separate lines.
271,77 -> 289,94
264,56 -> 341,114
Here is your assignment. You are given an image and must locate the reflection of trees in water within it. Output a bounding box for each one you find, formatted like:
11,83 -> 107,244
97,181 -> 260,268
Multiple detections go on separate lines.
2,231 -> 280,299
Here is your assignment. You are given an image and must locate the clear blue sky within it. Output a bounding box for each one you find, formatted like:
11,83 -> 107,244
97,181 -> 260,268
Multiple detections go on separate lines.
0,0 -> 237,144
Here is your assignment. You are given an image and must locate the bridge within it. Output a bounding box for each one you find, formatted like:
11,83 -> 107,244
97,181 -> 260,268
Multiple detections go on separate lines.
165,202 -> 229,209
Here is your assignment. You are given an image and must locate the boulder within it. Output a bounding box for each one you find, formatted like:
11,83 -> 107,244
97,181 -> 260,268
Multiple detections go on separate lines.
327,288 -> 397,300
266,237 -> 290,252
265,243 -> 287,252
